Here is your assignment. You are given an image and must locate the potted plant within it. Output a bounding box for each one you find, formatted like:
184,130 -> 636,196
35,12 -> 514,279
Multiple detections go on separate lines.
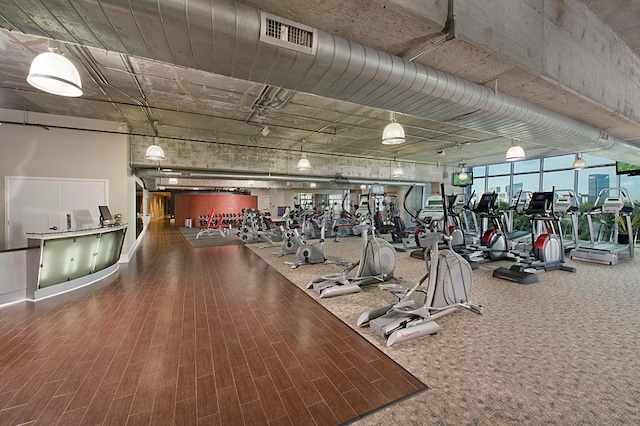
617,212 -> 640,245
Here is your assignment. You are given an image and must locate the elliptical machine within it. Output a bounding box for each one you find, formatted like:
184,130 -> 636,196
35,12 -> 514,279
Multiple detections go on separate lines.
470,192 -> 519,262
306,204 -> 398,298
357,185 -> 484,347
493,188 -> 577,284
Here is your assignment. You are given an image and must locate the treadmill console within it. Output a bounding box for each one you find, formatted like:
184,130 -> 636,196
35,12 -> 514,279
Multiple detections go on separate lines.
601,197 -> 624,213
554,197 -> 572,213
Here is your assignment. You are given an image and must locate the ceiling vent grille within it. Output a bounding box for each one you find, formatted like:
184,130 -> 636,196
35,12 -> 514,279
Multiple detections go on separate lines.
260,13 -> 317,55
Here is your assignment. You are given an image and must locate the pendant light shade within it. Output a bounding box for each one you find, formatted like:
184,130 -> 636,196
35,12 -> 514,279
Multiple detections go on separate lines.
572,153 -> 587,169
382,112 -> 406,145
392,166 -> 404,178
297,152 -> 311,171
505,141 -> 525,162
382,122 -> 406,145
145,136 -> 165,161
27,51 -> 83,97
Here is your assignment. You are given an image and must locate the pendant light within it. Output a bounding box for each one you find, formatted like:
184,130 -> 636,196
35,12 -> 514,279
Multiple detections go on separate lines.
145,135 -> 165,161
297,146 -> 311,171
572,153 -> 587,169
392,167 -> 404,178
27,41 -> 83,97
382,111 -> 406,145
458,162 -> 468,181
391,157 -> 404,178
505,139 -> 525,162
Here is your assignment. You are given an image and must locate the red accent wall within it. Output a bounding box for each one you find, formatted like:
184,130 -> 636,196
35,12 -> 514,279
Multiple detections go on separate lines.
174,193 -> 257,227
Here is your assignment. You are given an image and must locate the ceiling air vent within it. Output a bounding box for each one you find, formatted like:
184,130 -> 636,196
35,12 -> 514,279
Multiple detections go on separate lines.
260,12 -> 317,55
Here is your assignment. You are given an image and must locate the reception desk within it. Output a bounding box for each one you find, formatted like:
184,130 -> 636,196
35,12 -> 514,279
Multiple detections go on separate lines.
26,224 -> 127,300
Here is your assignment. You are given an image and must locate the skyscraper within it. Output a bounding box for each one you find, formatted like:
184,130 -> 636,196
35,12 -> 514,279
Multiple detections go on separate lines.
588,174 -> 610,203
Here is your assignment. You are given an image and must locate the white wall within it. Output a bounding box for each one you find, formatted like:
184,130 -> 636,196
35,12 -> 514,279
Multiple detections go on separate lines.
0,108 -> 133,253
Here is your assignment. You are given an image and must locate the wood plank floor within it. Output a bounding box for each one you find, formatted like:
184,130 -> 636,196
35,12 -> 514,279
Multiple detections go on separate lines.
0,221 -> 425,425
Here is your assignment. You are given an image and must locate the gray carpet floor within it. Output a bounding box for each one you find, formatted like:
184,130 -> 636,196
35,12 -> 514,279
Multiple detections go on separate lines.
246,235 -> 640,425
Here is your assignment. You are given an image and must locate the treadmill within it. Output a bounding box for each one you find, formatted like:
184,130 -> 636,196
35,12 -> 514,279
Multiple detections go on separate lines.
553,189 -> 580,251
569,187 -> 635,265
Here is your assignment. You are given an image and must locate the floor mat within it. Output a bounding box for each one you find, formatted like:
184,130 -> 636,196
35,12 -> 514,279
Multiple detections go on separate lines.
178,226 -> 244,247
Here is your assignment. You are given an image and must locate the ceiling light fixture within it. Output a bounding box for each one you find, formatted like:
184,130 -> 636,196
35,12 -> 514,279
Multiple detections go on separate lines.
296,145 -> 311,171
572,153 -> 587,169
458,162 -> 468,180
505,139 -> 525,162
145,135 -> 165,161
382,111 -> 406,145
391,157 -> 404,178
27,41 -> 83,97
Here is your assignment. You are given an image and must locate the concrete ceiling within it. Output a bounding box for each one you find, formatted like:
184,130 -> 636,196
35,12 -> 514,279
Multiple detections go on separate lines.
1,0 -> 640,178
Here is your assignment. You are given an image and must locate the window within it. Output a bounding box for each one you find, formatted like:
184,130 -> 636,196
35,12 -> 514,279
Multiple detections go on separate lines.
473,165 -> 487,178
513,159 -> 540,174
619,175 -> 640,204
582,154 -> 615,167
471,177 -> 486,199
543,155 -> 575,171
542,170 -> 575,192
296,193 -> 313,210
577,166 -> 615,204
488,163 -> 511,176
487,175 -> 511,207
328,192 -> 347,216
512,173 -> 540,194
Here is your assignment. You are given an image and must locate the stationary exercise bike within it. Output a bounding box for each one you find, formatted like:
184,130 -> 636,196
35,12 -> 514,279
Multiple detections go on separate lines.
357,186 -> 484,346
306,209 -> 398,298
285,207 -> 330,269
276,208 -> 304,256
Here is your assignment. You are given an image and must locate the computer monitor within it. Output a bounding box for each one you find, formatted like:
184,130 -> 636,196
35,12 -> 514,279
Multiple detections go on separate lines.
99,205 -> 113,226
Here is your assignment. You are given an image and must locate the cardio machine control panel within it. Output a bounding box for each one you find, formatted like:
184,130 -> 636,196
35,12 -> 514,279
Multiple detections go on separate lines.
527,191 -> 554,215
417,196 -> 445,223
473,193 -> 499,216
601,197 -> 624,213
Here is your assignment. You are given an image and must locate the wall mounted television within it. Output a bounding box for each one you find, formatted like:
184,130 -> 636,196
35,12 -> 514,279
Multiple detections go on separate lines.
452,171 -> 473,187
615,161 -> 640,176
